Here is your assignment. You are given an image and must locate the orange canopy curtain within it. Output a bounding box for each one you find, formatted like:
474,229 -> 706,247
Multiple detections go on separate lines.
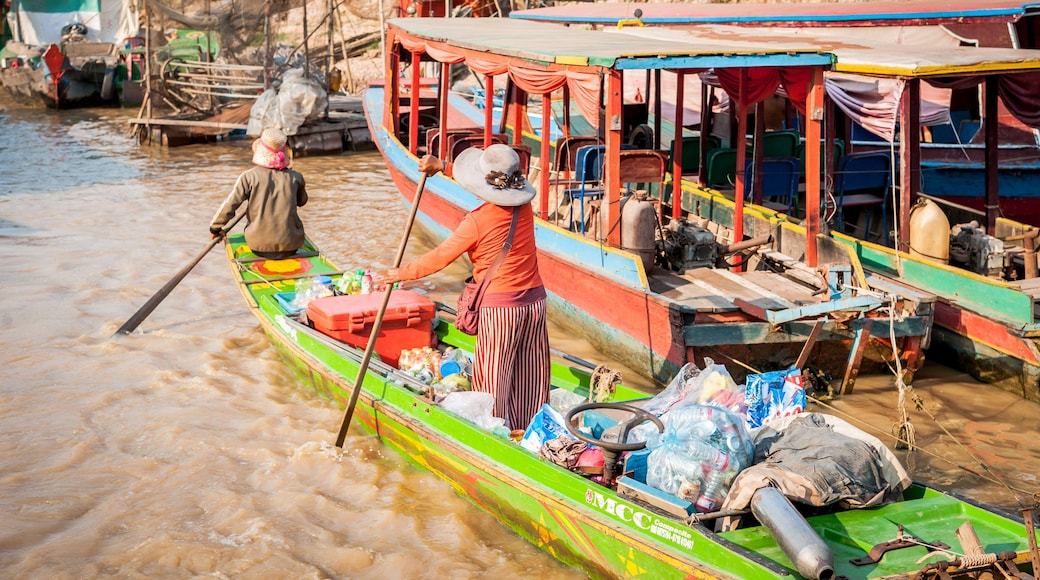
394,35 -> 603,130
713,67 -> 814,115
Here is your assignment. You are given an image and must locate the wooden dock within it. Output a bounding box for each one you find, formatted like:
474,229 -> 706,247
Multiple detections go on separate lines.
128,93 -> 373,153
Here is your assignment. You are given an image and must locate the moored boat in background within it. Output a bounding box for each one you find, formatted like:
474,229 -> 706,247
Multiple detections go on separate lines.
509,1 -> 1040,403
1,0 -> 139,108
512,0 -> 1040,228
364,17 -> 936,394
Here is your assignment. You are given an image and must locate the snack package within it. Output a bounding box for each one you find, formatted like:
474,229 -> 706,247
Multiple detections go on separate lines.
744,367 -> 806,430
520,403 -> 576,454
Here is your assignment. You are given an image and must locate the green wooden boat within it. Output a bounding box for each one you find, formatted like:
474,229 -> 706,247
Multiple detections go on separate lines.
223,232 -> 1040,579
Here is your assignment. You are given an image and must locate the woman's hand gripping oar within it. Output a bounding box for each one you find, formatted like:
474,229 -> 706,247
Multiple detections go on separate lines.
113,212 -> 246,337
334,175 -> 427,447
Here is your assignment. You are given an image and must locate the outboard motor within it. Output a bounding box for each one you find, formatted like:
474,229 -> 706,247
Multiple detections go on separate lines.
657,218 -> 719,271
61,22 -> 89,44
949,221 -> 1004,277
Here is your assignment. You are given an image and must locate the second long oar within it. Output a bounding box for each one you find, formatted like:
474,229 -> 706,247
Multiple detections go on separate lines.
113,212 -> 246,337
334,175 -> 427,447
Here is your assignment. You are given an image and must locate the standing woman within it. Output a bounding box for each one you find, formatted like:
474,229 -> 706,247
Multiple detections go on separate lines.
385,144 -> 550,430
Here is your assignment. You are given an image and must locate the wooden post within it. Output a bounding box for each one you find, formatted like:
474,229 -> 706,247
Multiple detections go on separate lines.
562,84 -> 571,139
303,0 -> 309,78
805,67 -> 825,268
438,61 -> 449,160
539,93 -> 551,220
898,78 -> 921,251
604,70 -> 623,247
409,51 -> 420,154
672,71 -> 685,219
984,76 -> 999,236
484,75 -> 494,148
386,33 -> 399,136
264,3 -> 271,89
733,69 -> 748,245
514,84 -> 525,143
699,83 -> 710,187
325,0 -> 333,120
653,70 -> 662,150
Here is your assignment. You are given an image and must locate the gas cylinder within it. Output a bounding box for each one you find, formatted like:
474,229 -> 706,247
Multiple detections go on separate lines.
908,198 -> 950,264
621,190 -> 658,273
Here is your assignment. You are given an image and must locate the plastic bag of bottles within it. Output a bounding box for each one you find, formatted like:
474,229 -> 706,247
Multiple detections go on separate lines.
641,359 -> 743,417
626,359 -> 744,446
290,276 -> 334,310
645,404 -> 754,512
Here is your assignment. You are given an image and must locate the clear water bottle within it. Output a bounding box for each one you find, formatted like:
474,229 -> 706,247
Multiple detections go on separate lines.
360,270 -> 373,294
686,439 -> 730,471
695,468 -> 725,513
313,275 -> 334,298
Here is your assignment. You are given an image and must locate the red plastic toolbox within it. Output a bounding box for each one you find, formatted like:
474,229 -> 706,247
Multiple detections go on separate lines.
307,290 -> 436,367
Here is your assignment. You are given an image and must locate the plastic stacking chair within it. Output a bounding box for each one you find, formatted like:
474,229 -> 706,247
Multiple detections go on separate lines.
959,120 -> 981,144
760,130 -> 800,158
552,135 -> 599,178
744,157 -> 800,215
834,151 -> 893,245
563,145 -> 607,235
668,134 -> 722,174
705,148 -> 738,189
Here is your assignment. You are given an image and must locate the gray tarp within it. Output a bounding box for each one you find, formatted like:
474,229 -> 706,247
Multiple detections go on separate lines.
718,413 -> 910,531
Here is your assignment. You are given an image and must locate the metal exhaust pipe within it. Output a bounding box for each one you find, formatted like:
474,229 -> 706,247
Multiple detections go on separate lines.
750,486 -> 835,580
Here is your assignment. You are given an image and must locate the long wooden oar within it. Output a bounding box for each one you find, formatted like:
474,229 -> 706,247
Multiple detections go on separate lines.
113,212 -> 246,337
335,175 -> 427,447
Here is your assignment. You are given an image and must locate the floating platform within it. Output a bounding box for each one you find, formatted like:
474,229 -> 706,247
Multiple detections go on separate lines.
128,93 -> 373,153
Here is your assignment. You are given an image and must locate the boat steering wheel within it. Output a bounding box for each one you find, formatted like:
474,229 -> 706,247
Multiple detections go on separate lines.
564,402 -> 664,481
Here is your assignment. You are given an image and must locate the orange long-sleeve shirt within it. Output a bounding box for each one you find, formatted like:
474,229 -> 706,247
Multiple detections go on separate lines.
398,202 -> 543,295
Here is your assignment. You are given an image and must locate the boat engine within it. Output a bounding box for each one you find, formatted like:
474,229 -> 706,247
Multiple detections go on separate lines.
656,218 -> 720,271
949,221 -> 1004,277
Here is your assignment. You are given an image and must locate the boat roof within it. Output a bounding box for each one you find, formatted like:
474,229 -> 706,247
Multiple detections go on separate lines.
614,25 -> 1040,77
511,0 -> 1040,27
387,18 -> 834,70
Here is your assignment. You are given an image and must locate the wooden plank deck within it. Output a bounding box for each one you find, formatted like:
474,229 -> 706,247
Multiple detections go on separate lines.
648,267 -> 817,314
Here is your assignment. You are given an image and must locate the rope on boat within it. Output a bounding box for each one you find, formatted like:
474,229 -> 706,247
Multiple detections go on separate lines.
956,553 -> 1000,568
886,295 -> 917,452
589,365 -> 621,403
806,394 -> 1038,507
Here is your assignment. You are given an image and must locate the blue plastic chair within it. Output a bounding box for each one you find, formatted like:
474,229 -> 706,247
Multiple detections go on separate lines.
834,151 -> 893,245
959,120 -> 981,143
564,145 -> 606,235
744,157 -> 800,216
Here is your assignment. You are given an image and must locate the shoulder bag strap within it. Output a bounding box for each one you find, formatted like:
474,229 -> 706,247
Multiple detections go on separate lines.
470,207 -> 521,304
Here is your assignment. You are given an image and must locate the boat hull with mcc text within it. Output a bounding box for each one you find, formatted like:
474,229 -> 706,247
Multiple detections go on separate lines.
222,230 -> 1040,580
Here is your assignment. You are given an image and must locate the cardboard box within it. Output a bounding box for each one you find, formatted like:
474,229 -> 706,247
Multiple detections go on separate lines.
307,291 -> 436,367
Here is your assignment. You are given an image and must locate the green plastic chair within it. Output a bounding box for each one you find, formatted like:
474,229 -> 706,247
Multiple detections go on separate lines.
760,129 -> 800,158
705,148 -> 738,189
667,134 -> 721,174
797,139 -> 845,178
